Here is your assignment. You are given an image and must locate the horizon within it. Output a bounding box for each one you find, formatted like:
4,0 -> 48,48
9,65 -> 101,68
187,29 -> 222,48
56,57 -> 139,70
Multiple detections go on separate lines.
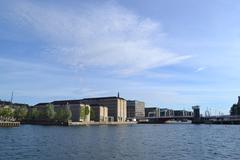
1,0 -> 240,114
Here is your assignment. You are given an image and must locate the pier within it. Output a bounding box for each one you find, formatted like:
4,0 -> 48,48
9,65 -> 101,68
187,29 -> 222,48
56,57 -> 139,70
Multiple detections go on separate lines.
0,121 -> 20,127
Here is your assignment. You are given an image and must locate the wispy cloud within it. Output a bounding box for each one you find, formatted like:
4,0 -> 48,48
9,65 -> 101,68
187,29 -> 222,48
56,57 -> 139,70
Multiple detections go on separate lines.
195,67 -> 206,72
6,1 -> 190,75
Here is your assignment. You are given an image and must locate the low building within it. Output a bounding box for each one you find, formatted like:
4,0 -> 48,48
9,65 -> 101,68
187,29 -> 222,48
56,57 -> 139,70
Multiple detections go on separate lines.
90,105 -> 108,122
52,100 -> 90,122
127,100 -> 145,120
145,107 -> 161,118
35,101 -> 91,122
81,96 -> 126,122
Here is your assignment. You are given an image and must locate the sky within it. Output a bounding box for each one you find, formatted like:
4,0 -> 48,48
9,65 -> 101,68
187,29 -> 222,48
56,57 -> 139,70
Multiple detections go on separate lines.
0,0 -> 240,114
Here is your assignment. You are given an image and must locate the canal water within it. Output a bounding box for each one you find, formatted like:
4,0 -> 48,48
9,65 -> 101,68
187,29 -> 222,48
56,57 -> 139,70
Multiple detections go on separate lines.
0,124 -> 240,160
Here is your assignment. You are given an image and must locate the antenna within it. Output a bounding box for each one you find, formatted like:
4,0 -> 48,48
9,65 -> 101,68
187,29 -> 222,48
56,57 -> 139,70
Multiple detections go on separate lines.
117,91 -> 120,98
10,91 -> 14,104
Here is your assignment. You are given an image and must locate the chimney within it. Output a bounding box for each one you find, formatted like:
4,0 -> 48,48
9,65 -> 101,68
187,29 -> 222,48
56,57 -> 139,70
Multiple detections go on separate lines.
238,96 -> 240,105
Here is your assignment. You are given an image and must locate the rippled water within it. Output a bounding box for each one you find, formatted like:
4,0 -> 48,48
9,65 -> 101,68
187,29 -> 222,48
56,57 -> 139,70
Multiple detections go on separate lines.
0,124 -> 240,160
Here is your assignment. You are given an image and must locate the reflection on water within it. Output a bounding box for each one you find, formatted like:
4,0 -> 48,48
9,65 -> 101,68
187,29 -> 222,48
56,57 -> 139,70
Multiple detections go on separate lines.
0,124 -> 240,160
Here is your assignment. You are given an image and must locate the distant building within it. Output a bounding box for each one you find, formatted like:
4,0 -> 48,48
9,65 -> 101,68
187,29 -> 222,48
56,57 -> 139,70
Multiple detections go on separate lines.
159,108 -> 174,117
127,100 -> 145,120
174,110 -> 193,117
90,105 -> 108,122
145,107 -> 161,117
80,97 -> 126,122
230,96 -> 240,116
0,100 -> 28,108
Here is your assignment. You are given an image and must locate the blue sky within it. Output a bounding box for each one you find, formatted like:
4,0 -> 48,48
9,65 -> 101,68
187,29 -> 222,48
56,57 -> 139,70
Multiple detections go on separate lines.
0,0 -> 240,114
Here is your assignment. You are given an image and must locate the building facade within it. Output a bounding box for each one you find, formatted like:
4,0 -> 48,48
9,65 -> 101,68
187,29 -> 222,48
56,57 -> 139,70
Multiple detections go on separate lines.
90,105 -> 108,122
81,97 -> 126,122
174,110 -> 193,117
53,102 -> 91,122
145,107 -> 161,118
127,100 -> 145,120
35,100 -> 91,122
160,108 -> 174,117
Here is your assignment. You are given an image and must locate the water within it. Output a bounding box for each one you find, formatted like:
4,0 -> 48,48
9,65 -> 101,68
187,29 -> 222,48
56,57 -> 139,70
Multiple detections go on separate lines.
0,124 -> 240,160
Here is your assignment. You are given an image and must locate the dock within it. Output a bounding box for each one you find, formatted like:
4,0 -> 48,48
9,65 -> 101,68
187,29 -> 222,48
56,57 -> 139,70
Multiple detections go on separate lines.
0,121 -> 20,127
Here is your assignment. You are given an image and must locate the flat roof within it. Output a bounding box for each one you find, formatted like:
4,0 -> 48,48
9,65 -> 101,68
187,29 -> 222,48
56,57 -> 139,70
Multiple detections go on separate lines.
82,96 -> 125,100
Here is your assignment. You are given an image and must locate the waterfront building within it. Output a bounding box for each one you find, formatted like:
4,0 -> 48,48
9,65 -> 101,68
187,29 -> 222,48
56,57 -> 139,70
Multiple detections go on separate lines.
145,107 -> 161,117
81,96 -> 126,122
90,105 -> 108,122
52,101 -> 91,122
35,101 -> 91,122
230,96 -> 240,116
174,110 -> 193,117
127,100 -> 145,120
159,108 -> 174,117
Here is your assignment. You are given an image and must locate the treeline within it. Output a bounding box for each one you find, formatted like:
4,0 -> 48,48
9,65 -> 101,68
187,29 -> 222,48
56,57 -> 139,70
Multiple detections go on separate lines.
0,104 -> 72,123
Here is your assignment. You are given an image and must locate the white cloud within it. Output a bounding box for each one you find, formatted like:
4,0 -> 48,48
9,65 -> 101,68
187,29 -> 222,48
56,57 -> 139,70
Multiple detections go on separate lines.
195,67 -> 206,72
7,1 -> 190,75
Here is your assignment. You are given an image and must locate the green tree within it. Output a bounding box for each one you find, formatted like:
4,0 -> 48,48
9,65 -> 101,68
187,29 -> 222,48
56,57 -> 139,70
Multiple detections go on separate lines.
90,109 -> 95,120
45,104 -> 55,120
80,107 -> 86,120
27,108 -> 39,120
80,106 -> 90,120
14,106 -> 28,121
0,107 -> 14,121
55,106 -> 72,122
39,104 -> 55,121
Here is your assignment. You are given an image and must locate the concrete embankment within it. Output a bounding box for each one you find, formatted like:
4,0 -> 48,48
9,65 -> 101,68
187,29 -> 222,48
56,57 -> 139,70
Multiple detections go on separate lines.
0,121 -> 20,127
68,121 -> 137,126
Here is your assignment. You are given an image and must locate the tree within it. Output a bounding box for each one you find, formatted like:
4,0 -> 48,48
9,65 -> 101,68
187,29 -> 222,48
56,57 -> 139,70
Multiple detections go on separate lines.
27,108 -> 39,120
45,104 -> 55,120
0,106 -> 14,121
90,109 -> 95,120
55,106 -> 72,122
39,104 -> 55,121
14,106 -> 28,121
80,106 -> 90,121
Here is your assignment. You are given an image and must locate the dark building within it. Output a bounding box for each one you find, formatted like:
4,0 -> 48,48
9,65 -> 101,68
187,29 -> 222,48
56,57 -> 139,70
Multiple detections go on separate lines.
127,100 -> 145,120
145,107 -> 160,117
230,96 -> 240,116
192,106 -> 200,120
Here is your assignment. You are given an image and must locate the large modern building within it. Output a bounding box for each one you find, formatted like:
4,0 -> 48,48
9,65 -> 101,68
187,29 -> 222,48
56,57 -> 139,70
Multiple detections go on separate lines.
81,96 -> 127,122
230,96 -> 240,116
127,100 -> 145,120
